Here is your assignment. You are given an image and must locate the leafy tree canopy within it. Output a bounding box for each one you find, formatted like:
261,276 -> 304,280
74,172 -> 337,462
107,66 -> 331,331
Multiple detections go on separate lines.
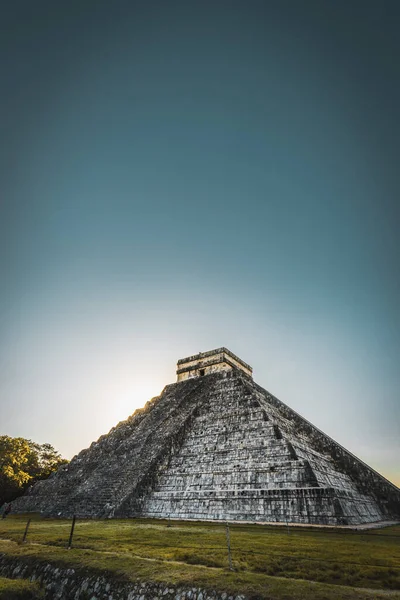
0,436 -> 68,505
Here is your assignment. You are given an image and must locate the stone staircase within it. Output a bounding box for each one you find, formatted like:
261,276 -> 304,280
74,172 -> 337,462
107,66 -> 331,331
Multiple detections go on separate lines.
11,369 -> 400,524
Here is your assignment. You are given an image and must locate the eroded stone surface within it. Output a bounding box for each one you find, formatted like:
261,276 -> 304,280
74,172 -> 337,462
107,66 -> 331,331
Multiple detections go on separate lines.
0,556 -> 227,600
11,366 -> 400,525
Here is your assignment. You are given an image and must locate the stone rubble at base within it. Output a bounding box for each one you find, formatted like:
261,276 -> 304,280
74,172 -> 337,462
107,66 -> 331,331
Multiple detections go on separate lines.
10,348 -> 400,525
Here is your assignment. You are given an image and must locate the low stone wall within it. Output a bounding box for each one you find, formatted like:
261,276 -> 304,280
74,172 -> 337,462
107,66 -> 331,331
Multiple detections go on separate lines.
0,555 -> 244,600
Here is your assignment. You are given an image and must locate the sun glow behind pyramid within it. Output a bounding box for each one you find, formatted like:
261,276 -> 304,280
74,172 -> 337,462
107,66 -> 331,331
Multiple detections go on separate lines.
12,349 -> 400,526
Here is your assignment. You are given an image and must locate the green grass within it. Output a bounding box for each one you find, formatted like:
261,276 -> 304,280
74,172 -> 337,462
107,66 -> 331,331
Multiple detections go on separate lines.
0,577 -> 43,599
0,515 -> 399,600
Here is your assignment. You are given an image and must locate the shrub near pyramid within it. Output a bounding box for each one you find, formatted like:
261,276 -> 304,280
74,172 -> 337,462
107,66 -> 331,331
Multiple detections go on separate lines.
13,348 -> 400,525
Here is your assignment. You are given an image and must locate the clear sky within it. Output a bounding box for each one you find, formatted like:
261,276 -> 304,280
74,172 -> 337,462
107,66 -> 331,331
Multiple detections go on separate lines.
1,1 -> 399,487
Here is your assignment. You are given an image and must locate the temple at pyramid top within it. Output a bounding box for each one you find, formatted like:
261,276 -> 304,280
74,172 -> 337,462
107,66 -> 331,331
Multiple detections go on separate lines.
176,347 -> 253,381
10,346 -> 400,524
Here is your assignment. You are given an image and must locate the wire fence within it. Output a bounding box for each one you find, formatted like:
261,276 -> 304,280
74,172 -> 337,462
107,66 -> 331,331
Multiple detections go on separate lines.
0,515 -> 398,576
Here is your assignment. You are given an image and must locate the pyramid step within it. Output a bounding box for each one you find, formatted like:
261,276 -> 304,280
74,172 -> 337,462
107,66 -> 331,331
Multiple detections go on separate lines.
10,352 -> 400,525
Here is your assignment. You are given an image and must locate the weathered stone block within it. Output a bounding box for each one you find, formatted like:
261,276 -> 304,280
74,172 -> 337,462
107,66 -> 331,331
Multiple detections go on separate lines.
10,349 -> 400,525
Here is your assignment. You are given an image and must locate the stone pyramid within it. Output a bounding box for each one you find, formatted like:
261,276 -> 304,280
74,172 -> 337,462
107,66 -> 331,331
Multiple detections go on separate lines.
13,348 -> 400,525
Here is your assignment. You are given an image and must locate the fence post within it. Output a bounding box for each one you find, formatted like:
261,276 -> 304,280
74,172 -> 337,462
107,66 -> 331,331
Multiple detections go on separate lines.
22,518 -> 31,544
225,522 -> 234,571
67,515 -> 76,549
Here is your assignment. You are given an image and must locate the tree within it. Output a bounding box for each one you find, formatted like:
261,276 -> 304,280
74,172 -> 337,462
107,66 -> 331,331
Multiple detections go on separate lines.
0,436 -> 68,505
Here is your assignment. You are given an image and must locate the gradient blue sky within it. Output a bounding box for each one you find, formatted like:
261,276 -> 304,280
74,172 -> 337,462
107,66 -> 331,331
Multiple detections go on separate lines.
1,1 -> 399,486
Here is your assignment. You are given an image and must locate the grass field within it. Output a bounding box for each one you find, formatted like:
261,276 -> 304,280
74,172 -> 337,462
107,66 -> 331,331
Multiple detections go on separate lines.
0,576 -> 43,599
0,514 -> 399,599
